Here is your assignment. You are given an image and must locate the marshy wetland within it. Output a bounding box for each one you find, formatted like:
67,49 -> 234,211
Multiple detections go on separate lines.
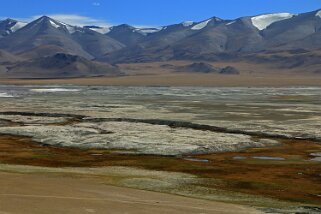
0,86 -> 321,213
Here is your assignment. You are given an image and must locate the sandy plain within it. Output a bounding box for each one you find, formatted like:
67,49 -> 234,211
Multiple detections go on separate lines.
0,61 -> 320,87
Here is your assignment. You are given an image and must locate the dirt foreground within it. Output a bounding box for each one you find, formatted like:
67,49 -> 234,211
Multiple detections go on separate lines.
0,172 -> 262,214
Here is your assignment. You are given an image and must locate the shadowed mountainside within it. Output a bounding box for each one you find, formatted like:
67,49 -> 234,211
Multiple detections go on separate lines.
1,53 -> 122,79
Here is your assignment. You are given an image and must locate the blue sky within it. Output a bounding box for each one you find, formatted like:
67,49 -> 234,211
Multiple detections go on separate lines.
1,0 -> 321,27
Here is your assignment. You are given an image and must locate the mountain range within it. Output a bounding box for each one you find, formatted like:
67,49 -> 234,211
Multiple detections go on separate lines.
0,9 -> 321,78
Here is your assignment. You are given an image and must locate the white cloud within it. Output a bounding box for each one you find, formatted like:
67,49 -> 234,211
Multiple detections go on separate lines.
92,2 -> 101,6
7,14 -> 160,29
13,14 -> 112,27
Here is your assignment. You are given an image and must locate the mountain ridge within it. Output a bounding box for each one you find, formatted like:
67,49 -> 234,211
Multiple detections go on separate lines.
0,9 -> 321,78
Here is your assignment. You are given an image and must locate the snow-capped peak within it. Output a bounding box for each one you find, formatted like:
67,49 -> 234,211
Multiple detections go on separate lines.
181,21 -> 194,27
55,20 -> 78,34
0,19 -> 27,34
10,21 -> 27,32
134,27 -> 163,35
36,16 -> 51,23
191,18 -> 212,30
46,18 -> 76,34
316,10 -> 321,18
102,24 -> 162,36
33,16 -> 80,34
251,13 -> 294,30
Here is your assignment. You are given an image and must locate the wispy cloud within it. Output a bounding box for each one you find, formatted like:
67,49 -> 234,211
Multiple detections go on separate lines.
7,13 -> 159,28
92,2 -> 101,7
12,14 -> 112,27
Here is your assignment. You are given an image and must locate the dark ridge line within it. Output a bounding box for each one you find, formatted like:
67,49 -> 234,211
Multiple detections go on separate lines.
84,118 -> 321,142
0,118 -> 19,124
0,112 -> 86,120
0,111 -> 320,143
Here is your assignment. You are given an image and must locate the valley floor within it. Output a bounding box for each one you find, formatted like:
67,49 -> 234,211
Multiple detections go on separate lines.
0,61 -> 321,87
0,73 -> 320,87
0,86 -> 320,213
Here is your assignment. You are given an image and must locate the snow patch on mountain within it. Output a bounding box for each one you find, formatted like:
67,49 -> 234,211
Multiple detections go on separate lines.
251,13 -> 294,30
191,19 -> 212,30
54,20 -> 78,34
10,21 -> 27,32
182,21 -> 194,27
226,21 -> 236,26
49,20 -> 60,29
0,19 -> 27,34
87,26 -> 111,34
48,19 -> 79,34
66,25 -> 77,34
134,27 -> 162,35
316,10 -> 321,18
55,21 -> 71,33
